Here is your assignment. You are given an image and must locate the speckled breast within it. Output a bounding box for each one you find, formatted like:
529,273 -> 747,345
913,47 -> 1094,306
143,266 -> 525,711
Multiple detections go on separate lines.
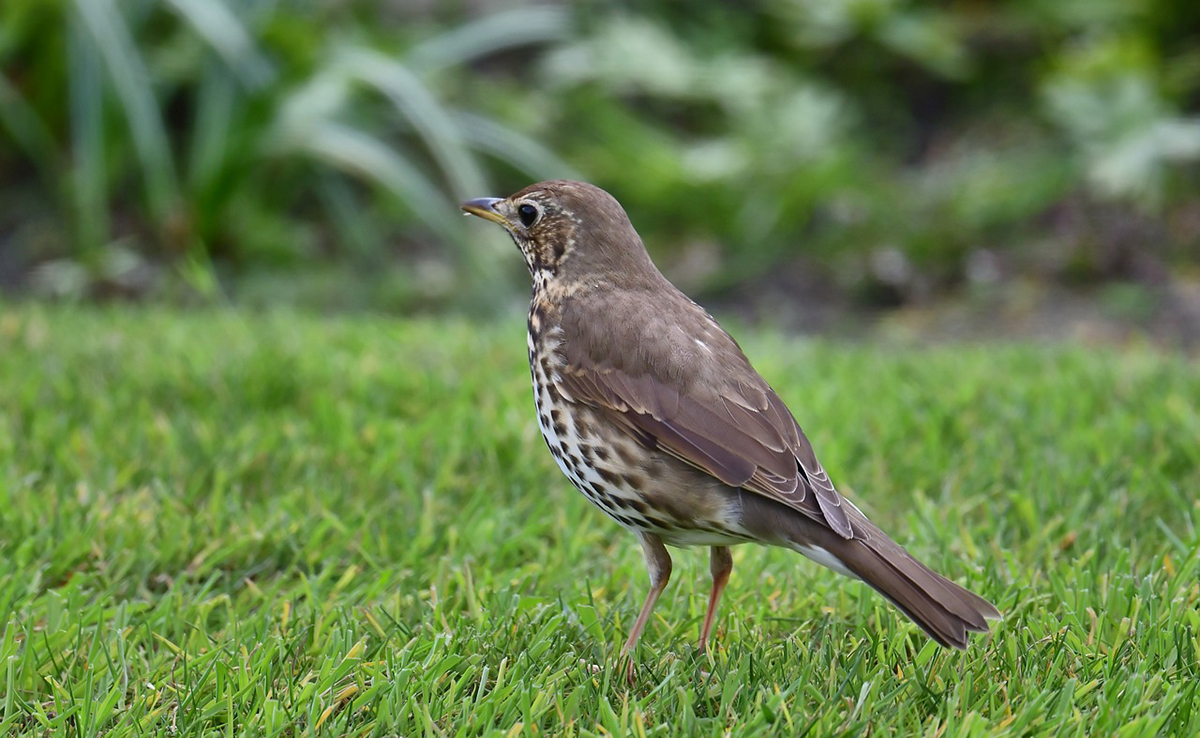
525,318 -> 753,548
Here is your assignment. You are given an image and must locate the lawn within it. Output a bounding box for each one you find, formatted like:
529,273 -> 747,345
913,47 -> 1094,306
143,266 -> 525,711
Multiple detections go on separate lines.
1,304 -> 1197,736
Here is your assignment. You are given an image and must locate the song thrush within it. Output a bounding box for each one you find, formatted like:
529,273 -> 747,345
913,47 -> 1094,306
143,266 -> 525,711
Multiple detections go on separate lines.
462,180 -> 998,662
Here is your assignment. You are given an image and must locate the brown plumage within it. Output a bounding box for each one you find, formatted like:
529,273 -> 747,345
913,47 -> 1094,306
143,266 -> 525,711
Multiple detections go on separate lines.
462,180 -> 999,660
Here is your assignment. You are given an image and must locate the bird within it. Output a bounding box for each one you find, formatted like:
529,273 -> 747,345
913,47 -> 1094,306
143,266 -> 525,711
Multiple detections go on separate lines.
461,180 -> 999,667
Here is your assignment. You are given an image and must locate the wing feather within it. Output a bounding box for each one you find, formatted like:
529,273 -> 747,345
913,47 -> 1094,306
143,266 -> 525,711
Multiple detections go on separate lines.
557,361 -> 855,539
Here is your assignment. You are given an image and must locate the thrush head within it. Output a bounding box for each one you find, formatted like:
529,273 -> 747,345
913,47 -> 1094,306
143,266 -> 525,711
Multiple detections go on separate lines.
461,180 -> 657,289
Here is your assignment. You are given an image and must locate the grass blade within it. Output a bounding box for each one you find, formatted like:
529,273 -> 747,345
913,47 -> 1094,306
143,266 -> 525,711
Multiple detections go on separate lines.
294,120 -> 461,244
0,72 -> 59,190
406,5 -> 571,72
187,63 -> 238,193
162,0 -> 274,89
453,111 -> 581,182
72,0 -> 179,224
337,47 -> 486,200
68,12 -> 107,258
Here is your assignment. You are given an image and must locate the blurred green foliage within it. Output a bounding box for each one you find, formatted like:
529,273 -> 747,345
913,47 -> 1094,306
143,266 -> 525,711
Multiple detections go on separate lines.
1,0 -> 1198,310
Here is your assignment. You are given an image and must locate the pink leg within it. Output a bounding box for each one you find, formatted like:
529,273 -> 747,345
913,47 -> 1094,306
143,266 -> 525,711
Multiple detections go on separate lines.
699,546 -> 733,653
620,533 -> 672,678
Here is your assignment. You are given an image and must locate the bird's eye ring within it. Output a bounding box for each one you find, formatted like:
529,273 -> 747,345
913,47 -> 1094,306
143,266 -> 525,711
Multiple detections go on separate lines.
517,203 -> 539,228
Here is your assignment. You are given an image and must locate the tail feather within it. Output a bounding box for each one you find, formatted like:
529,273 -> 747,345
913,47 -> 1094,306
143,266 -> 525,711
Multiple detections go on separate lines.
835,531 -> 999,648
737,492 -> 999,648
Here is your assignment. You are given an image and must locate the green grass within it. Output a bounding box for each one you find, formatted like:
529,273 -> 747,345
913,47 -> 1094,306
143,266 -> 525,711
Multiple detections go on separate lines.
0,304 -> 1197,736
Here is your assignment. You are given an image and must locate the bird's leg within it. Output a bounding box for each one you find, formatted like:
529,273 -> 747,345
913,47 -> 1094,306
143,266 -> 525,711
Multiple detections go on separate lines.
620,532 -> 671,680
699,546 -> 733,653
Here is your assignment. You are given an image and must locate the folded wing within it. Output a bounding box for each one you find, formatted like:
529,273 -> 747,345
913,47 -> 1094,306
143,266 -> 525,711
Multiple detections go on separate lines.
556,358 -> 855,539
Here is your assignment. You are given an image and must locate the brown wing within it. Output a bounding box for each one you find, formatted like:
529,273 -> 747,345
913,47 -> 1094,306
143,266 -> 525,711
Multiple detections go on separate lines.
556,357 -> 855,539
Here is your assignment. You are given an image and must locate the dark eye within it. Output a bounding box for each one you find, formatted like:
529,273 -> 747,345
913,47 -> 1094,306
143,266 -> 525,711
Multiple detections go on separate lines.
517,203 -> 539,228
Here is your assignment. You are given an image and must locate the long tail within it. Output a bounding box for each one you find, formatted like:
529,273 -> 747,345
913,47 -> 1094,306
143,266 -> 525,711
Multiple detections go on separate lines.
739,493 -> 999,648
826,527 -> 1000,649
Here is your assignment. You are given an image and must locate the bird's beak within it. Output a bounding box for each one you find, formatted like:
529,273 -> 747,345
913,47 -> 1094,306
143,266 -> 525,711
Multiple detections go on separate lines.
461,197 -> 511,228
